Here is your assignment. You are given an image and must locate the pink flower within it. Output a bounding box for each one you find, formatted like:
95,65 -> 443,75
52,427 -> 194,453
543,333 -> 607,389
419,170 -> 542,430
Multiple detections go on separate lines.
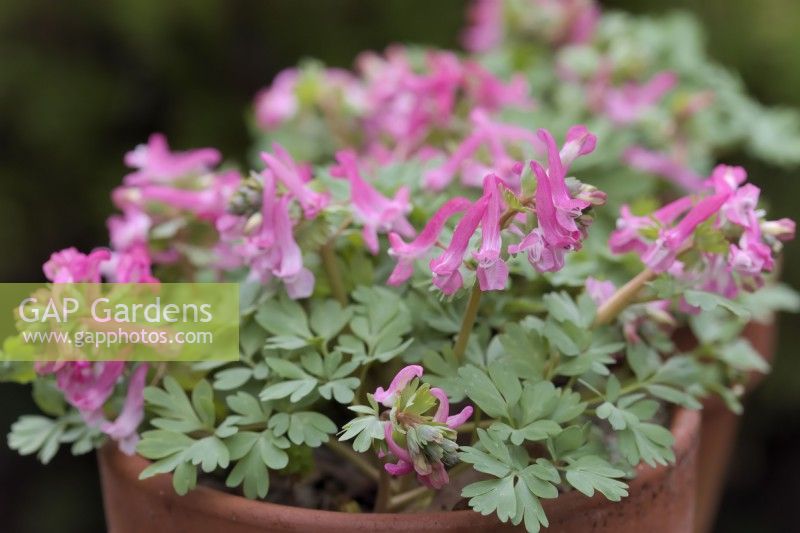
603,72 -> 677,124
643,192 -> 731,272
374,365 -> 423,407
423,109 -> 540,191
124,133 -> 220,185
462,62 -> 533,111
387,197 -> 472,286
115,170 -> 240,222
507,126 -> 599,273
375,366 -> 472,490
473,175 -> 509,291
254,69 -> 300,129
270,196 -> 315,299
102,246 -> 159,283
762,218 -> 795,241
43,248 -> 111,283
107,208 -> 151,251
721,183 -> 760,229
609,197 -> 693,255
261,144 -> 329,219
586,277 -> 615,306
330,150 -> 414,254
100,364 -> 148,455
508,228 -> 566,273
623,147 -> 704,192
429,196 -> 489,294
706,164 -> 747,195
462,0 -> 504,52
37,361 -> 125,416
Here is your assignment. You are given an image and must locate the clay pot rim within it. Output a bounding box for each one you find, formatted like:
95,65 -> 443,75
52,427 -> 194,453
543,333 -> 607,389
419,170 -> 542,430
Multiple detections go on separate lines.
99,407 -> 700,528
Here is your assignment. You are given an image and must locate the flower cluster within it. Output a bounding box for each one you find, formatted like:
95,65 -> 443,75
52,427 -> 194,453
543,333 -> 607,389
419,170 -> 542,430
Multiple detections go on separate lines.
4,2 -> 799,531
610,165 -> 794,299
36,247 -> 155,453
373,366 -> 472,489
109,133 -> 240,271
254,46 -> 531,158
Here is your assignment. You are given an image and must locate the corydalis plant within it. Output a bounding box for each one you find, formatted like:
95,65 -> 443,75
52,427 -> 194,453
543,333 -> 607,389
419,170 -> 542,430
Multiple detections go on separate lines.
2,1 -> 799,533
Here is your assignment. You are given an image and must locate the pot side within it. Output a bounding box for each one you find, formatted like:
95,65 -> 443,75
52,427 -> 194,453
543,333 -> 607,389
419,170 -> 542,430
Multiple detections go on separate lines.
98,408 -> 700,533
694,320 -> 776,533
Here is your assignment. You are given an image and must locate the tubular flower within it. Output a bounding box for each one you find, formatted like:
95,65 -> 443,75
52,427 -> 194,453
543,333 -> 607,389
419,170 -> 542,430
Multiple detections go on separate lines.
374,366 -> 472,489
462,0 -> 599,51
387,197 -> 472,286
473,175 -> 509,291
608,197 -> 694,255
107,208 -> 151,252
642,192 -> 731,272
509,126 -> 601,273
602,71 -> 677,125
99,363 -> 149,455
623,147 -> 705,192
330,150 -> 414,254
610,164 -> 795,298
123,133 -> 220,186
260,143 -> 329,219
222,171 -> 314,299
429,195 -> 489,294
423,109 -> 540,191
253,67 -> 365,130
43,248 -> 112,283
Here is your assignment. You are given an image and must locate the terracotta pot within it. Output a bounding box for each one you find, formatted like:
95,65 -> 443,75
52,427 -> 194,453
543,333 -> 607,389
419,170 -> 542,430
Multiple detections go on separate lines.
98,408 -> 699,533
694,320 -> 777,533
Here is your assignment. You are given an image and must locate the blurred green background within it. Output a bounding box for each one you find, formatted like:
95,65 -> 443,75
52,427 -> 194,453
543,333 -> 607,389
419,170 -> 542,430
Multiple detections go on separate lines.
0,1 -> 798,531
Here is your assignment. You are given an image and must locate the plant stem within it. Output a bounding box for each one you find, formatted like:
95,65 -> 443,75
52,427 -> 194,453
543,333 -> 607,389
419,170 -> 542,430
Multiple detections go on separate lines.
354,362 -> 372,405
388,486 -> 431,511
593,268 -> 657,327
324,440 -> 380,483
320,241 -> 348,306
453,282 -> 482,362
456,419 -> 493,433
374,468 -> 392,512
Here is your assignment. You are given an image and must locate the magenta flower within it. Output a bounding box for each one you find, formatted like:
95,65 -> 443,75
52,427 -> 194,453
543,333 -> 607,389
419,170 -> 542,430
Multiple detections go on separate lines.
609,197 -> 693,255
43,248 -> 111,283
375,365 -> 472,490
99,363 -> 148,455
462,0 -> 504,52
586,277 -> 616,306
387,197 -> 472,286
254,69 -> 300,129
508,126 -> 600,273
37,361 -> 125,417
123,133 -> 220,185
720,183 -> 760,230
102,246 -> 158,283
373,364 -> 424,407
107,208 -> 151,252
270,196 -> 315,299
261,144 -> 329,219
254,67 -> 365,130
429,196 -> 489,294
116,170 -> 240,222
473,175 -> 509,291
508,228 -> 566,273
643,192 -> 731,272
423,109 -> 539,191
603,72 -> 677,124
330,150 -> 414,254
762,218 -> 795,241
623,146 -> 704,192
